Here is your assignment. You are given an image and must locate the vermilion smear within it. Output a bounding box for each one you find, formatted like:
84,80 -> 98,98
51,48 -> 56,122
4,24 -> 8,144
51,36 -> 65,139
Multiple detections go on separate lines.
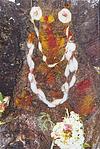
44,16 -> 48,22
46,72 -> 56,86
76,95 -> 94,116
27,32 -> 35,43
48,36 -> 57,49
49,90 -> 63,99
15,90 -> 33,109
45,24 -> 57,49
76,79 -> 92,92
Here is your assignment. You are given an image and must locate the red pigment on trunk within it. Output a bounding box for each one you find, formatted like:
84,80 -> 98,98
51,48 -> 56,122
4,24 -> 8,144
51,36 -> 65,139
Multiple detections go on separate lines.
76,79 -> 92,92
45,24 -> 57,49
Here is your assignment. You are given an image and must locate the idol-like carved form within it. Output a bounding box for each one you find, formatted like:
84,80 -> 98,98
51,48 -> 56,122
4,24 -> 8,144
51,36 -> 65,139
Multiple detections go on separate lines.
27,6 -> 78,108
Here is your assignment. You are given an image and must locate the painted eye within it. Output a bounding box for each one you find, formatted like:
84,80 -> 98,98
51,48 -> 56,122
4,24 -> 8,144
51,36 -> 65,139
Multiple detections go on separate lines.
58,8 -> 72,23
30,6 -> 42,21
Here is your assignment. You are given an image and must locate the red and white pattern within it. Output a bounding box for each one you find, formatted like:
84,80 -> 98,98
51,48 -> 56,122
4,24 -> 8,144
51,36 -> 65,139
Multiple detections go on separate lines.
26,7 -> 78,108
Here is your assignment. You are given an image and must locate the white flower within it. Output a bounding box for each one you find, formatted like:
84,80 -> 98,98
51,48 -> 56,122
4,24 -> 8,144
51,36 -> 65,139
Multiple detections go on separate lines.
51,110 -> 85,149
58,8 -> 72,23
30,6 -> 42,21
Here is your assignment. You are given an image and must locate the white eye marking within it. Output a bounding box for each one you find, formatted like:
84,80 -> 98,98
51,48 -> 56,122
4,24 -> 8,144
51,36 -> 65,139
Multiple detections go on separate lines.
30,6 -> 42,21
58,8 -> 72,23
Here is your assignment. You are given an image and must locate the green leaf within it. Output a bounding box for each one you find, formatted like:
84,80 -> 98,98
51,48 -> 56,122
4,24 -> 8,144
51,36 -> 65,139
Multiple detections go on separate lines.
84,143 -> 91,148
0,92 -> 4,102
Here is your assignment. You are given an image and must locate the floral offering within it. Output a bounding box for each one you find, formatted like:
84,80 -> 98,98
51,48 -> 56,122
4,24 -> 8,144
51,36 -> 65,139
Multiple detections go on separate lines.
51,110 -> 85,149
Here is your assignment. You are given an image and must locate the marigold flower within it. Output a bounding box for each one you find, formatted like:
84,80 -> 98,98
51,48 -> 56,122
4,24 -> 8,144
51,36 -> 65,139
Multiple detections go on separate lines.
40,15 -> 55,23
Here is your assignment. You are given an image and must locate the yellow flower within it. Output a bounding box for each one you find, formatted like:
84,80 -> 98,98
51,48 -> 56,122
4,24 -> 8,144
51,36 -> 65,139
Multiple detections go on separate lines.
40,15 -> 55,23
48,15 -> 55,23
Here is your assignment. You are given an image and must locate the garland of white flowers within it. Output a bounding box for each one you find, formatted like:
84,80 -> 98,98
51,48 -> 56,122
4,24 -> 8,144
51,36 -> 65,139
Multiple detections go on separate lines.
27,6 -> 78,107
51,109 -> 85,149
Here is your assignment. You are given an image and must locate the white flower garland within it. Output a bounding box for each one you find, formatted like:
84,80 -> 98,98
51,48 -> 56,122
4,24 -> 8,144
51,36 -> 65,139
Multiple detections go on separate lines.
26,7 -> 78,108
51,110 -> 85,149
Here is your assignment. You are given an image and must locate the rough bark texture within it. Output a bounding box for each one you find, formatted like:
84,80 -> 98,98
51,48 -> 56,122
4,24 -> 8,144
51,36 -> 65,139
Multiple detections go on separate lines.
0,0 -> 100,149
